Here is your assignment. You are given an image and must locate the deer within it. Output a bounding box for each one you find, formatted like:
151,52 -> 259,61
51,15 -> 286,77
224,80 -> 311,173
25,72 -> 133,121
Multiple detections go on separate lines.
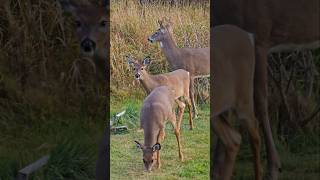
211,24 -> 261,180
58,0 -> 108,79
212,0 -> 320,179
148,19 -> 210,119
58,1 -> 109,180
127,56 -> 193,130
134,86 -> 184,172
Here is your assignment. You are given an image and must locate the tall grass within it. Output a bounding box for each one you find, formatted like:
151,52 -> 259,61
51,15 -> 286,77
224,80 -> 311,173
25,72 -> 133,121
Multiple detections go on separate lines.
0,1 -> 105,178
110,0 -> 210,100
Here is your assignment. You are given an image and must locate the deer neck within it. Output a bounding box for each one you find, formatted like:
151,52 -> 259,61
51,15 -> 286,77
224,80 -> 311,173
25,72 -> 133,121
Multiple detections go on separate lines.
160,35 -> 179,66
139,73 -> 157,94
144,126 -> 158,146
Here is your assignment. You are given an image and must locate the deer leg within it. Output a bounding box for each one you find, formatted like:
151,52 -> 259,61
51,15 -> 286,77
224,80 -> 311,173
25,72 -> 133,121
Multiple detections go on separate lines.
96,128 -> 109,180
237,109 -> 262,180
175,100 -> 185,131
212,115 -> 241,180
156,129 -> 165,169
190,78 -> 198,119
171,113 -> 184,161
185,96 -> 194,130
212,137 -> 226,179
255,46 -> 281,180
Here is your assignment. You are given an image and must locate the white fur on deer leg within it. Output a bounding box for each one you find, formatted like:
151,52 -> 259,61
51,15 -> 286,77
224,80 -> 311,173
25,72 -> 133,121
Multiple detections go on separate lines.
160,42 -> 163,48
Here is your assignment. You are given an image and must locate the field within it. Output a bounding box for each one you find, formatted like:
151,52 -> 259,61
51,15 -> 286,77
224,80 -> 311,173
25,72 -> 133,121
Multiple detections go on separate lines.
110,99 -> 210,179
110,0 -> 210,179
0,0 -> 319,179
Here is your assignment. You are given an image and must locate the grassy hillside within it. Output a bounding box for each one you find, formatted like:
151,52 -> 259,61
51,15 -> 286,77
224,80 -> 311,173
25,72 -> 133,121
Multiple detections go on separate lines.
110,0 -> 210,179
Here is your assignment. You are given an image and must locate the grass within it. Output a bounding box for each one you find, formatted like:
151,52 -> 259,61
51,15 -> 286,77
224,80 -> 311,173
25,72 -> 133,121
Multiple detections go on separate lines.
110,0 -> 209,96
110,98 -> 210,179
110,1 -> 210,179
232,131 -> 320,180
0,106 -> 105,179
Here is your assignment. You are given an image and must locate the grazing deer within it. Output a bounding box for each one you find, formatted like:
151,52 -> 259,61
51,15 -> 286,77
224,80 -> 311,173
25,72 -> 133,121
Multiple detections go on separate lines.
135,86 -> 184,171
148,20 -> 210,119
211,25 -> 260,180
212,0 -> 319,179
58,1 -> 109,180
127,56 -> 193,130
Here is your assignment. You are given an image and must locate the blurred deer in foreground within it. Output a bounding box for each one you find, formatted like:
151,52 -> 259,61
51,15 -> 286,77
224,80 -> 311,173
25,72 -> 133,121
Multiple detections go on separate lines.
148,19 -> 210,119
135,86 -> 184,172
213,0 -> 319,179
58,1 -> 109,180
59,0 -> 108,76
127,56 -> 193,130
211,25 -> 261,180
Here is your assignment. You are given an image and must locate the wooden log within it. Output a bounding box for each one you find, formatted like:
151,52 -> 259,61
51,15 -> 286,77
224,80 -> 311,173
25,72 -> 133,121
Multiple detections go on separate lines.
16,155 -> 49,180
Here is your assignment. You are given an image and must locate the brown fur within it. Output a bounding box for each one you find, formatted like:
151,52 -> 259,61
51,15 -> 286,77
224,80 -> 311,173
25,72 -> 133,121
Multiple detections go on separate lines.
135,86 -> 184,171
212,1 -> 320,179
127,57 -> 193,129
148,20 -> 210,118
58,1 -> 109,179
212,25 -> 261,180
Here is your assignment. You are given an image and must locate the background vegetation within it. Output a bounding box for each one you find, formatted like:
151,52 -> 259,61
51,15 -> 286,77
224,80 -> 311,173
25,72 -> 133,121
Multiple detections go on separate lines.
0,0 -> 318,179
0,0 -> 106,179
110,0 -> 210,179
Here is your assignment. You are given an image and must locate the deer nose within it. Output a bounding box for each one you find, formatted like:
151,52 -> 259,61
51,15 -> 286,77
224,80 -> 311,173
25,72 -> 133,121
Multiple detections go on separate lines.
135,74 -> 140,79
81,38 -> 96,52
148,37 -> 154,43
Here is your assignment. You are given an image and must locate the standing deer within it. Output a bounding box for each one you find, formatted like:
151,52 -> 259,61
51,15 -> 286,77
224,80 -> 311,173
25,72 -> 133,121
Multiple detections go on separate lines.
134,86 -> 184,172
211,25 -> 260,180
58,1 -> 109,180
212,0 -> 320,179
127,56 -> 193,130
148,20 -> 210,119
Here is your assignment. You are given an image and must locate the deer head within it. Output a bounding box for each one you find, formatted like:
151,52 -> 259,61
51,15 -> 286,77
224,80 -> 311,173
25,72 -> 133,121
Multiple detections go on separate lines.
58,0 -> 108,59
148,19 -> 173,43
127,56 -> 151,80
134,140 -> 161,172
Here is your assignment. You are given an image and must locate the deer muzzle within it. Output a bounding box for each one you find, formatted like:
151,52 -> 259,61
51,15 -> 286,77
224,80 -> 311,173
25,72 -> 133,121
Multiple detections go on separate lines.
81,38 -> 96,53
135,73 -> 141,79
148,37 -> 155,43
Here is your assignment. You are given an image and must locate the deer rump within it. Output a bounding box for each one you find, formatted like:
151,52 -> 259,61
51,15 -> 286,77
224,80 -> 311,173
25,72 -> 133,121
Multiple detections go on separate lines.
212,24 -> 255,124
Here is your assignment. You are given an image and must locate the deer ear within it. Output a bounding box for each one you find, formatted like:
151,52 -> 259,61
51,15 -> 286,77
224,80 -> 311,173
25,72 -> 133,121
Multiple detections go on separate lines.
58,0 -> 77,14
143,56 -> 151,66
158,20 -> 164,27
152,143 -> 161,152
134,141 -> 143,150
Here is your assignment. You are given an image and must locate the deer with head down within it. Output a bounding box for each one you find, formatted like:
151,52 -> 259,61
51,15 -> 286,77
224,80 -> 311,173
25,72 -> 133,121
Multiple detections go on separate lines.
127,56 -> 193,130
211,25 -> 261,180
212,0 -> 320,179
134,86 -> 184,172
148,19 -> 210,119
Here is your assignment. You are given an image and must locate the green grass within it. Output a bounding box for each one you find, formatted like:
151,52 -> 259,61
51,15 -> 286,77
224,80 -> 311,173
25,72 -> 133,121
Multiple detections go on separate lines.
232,129 -> 320,179
0,104 -> 105,180
110,98 -> 210,179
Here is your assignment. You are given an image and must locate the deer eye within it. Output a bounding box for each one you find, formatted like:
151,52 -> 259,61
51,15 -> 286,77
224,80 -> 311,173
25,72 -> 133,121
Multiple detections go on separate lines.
75,20 -> 81,28
100,20 -> 107,27
141,68 -> 144,70
133,68 -> 136,70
